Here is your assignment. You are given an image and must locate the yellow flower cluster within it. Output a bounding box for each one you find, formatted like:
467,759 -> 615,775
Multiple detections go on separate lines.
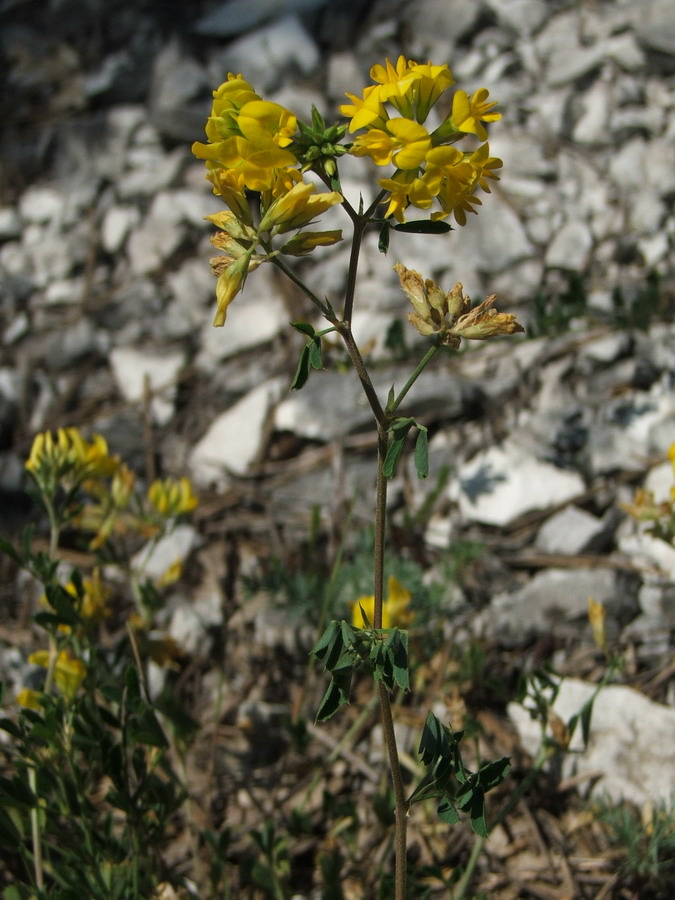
26,428 -> 118,494
26,428 -> 199,549
395,263 -> 523,348
351,576 -> 414,629
341,56 -> 502,224
192,74 -> 343,325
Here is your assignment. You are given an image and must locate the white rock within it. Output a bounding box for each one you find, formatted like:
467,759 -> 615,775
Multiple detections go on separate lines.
451,440 -> 585,526
150,38 -> 208,109
101,205 -> 141,254
189,376 -> 286,485
487,0 -> 550,36
0,207 -> 21,240
44,276 -> 86,306
209,14 -> 319,92
18,187 -> 63,226
509,678 -> 675,806
483,568 -> 616,642
148,189 -> 216,229
535,505 -> 607,555
619,529 -> 675,581
633,0 -> 675,55
109,346 -> 185,425
445,196 -> 534,275
117,148 -> 185,199
133,524 -> 199,582
545,220 -> 593,271
126,216 -> 185,276
198,272 -> 290,364
572,79 -> 613,144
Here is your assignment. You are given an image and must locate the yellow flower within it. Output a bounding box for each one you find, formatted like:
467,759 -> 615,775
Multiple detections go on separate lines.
340,84 -> 388,132
342,56 -> 454,128
468,142 -> 503,193
280,230 -> 343,256
29,649 -> 87,701
588,596 -> 606,652
351,118 -> 432,169
156,560 -> 183,588
147,477 -> 198,517
45,570 -> 111,631
237,100 -> 297,149
212,250 -> 255,326
17,688 -> 43,710
351,576 -> 414,629
258,181 -> 343,234
193,88 -> 299,193
450,88 -> 501,142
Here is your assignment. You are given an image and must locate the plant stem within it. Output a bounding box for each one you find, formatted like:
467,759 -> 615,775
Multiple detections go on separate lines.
28,766 -> 44,890
389,341 -> 441,414
271,255 -> 333,319
373,428 -> 408,899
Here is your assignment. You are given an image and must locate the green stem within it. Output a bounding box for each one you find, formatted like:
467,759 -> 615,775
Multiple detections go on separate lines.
271,255 -> 334,320
28,766 -> 44,890
453,834 -> 484,900
389,341 -> 441,415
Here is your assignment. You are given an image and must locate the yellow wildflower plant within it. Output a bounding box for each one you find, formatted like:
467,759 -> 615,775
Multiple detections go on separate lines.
25,428 -> 118,494
395,263 -> 523,348
29,649 -> 87,702
147,477 -> 198,518
351,576 -> 415,629
42,569 -> 111,631
340,55 -> 501,224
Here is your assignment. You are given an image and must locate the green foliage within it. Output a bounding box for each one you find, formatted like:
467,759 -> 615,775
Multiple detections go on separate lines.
383,417 -> 428,479
409,711 -> 510,838
290,321 -> 327,390
312,620 -> 410,722
595,796 -> 675,896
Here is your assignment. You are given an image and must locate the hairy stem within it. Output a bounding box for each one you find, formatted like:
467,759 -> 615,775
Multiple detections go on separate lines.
374,429 -> 408,899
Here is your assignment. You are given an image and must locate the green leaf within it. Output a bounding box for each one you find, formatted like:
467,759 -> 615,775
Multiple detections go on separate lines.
436,797 -> 461,826
128,707 -> 168,749
291,321 -> 316,337
0,808 -> 22,851
0,536 -> 21,565
384,629 -> 409,692
0,774 -> 36,811
378,221 -> 390,254
467,789 -> 489,838
476,756 -> 511,792
315,667 -> 352,723
312,620 -> 341,663
308,335 -> 324,371
418,711 -> 452,765
290,344 -> 311,390
383,419 -> 415,478
392,219 -> 452,234
414,425 -> 429,479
